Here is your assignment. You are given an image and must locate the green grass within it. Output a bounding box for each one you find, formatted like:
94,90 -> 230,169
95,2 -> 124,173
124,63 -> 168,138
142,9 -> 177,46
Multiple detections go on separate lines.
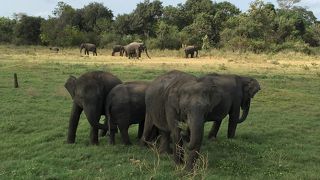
0,46 -> 319,179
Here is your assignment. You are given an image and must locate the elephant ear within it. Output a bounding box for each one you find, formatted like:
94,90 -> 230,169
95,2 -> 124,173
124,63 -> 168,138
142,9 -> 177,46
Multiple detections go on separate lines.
64,75 -> 77,99
243,77 -> 261,98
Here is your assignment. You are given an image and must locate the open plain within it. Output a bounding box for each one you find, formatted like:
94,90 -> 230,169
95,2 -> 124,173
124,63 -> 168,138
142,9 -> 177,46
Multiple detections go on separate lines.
0,46 -> 319,179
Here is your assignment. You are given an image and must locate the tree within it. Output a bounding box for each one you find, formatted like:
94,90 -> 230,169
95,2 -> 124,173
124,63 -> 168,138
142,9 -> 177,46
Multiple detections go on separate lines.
14,15 -> 43,45
277,0 -> 301,9
0,17 -> 16,43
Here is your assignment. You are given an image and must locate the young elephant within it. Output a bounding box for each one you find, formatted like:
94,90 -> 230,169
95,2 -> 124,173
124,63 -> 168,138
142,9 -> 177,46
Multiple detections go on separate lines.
105,81 -> 150,145
111,45 -> 124,56
201,74 -> 261,140
80,43 -> 97,56
64,71 -> 122,145
140,70 -> 223,170
184,45 -> 199,58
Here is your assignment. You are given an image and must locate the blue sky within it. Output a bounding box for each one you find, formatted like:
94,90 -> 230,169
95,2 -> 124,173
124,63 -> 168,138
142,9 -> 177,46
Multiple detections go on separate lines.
0,0 -> 319,19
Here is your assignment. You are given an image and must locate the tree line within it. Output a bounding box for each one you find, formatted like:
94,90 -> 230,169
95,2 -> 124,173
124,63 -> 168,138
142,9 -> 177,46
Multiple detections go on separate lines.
0,0 -> 319,54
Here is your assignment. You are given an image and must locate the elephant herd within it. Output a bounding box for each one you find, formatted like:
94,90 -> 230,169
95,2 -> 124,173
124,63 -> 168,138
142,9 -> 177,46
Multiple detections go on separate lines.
64,70 -> 261,170
79,42 -> 200,59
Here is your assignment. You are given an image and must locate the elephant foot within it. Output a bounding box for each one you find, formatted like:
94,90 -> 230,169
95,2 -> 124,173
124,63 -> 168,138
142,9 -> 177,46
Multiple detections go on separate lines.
66,138 -> 75,144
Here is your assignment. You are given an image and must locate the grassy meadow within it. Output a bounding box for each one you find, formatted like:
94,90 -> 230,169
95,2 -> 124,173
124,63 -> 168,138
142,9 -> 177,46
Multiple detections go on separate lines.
0,45 -> 319,179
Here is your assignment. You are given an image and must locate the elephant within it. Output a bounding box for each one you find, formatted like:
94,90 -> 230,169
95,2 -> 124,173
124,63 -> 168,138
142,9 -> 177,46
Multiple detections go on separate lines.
80,43 -> 97,56
111,45 -> 124,56
140,70 -> 223,170
201,73 -> 261,139
104,81 -> 150,145
64,71 -> 122,145
49,47 -> 59,53
184,45 -> 200,58
123,42 -> 151,59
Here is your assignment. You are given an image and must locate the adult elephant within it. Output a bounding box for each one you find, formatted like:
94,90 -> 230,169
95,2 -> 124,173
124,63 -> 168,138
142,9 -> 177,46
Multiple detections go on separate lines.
80,43 -> 97,56
140,70 -> 223,170
104,81 -> 150,145
184,45 -> 200,58
64,71 -> 122,145
124,42 -> 151,59
202,74 -> 261,139
111,45 -> 124,56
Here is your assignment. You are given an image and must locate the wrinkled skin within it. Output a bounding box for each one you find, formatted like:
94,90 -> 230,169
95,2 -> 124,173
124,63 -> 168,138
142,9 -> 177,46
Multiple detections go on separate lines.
80,43 -> 97,56
200,74 -> 261,139
123,42 -> 151,59
111,45 -> 124,56
104,81 -> 149,145
184,45 -> 200,58
140,70 -> 222,170
49,47 -> 59,52
64,71 -> 122,145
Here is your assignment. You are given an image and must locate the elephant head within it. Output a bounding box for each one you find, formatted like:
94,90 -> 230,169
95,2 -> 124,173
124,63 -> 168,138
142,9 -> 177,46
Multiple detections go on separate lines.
64,75 -> 77,99
139,43 -> 151,59
80,43 -> 84,53
238,77 -> 261,123
179,79 -> 222,149
178,79 -> 222,169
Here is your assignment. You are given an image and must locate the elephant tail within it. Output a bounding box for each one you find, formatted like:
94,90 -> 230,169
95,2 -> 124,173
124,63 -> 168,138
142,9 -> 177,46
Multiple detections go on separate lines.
238,99 -> 251,123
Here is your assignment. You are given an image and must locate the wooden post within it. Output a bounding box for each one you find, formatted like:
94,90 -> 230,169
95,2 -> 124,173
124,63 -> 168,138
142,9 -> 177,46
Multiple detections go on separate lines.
14,73 -> 19,88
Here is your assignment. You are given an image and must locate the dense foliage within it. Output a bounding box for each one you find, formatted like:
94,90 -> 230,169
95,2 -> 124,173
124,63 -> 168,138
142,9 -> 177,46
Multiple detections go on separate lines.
0,0 -> 319,53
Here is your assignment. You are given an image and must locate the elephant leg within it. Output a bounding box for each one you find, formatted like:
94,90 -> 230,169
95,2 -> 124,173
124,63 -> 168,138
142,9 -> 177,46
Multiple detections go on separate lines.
140,113 -> 154,146
135,49 -> 140,59
108,120 -> 117,145
137,120 -> 144,139
90,127 -> 99,145
67,103 -> 83,144
112,51 -> 115,56
228,112 -> 239,138
83,106 -> 102,145
191,52 -> 194,58
119,124 -> 131,145
94,50 -> 97,56
159,131 -> 172,154
171,128 -> 184,164
195,50 -> 198,58
208,120 -> 222,140
186,146 -> 201,171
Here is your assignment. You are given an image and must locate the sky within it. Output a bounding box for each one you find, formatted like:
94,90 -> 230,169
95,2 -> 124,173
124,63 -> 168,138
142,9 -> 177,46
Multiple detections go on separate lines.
0,0 -> 319,20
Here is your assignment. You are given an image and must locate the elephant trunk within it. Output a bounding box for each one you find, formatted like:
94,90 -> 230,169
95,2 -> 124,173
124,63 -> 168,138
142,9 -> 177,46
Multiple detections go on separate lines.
145,48 -> 151,59
185,113 -> 204,150
238,99 -> 251,123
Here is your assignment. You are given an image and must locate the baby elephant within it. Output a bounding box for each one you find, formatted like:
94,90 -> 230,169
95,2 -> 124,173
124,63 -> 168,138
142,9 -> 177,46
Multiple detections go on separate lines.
106,81 -> 149,145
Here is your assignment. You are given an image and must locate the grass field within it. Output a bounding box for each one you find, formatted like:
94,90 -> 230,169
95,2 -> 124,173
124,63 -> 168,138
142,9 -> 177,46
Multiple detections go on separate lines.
0,45 -> 319,179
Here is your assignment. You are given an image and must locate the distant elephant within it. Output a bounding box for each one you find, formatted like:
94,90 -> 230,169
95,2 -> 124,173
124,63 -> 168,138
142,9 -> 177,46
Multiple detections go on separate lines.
202,73 -> 261,139
64,71 -> 122,145
124,42 -> 151,59
184,45 -> 200,58
111,45 -> 124,56
80,43 -> 97,56
102,81 -> 150,145
140,70 -> 223,170
49,47 -> 59,53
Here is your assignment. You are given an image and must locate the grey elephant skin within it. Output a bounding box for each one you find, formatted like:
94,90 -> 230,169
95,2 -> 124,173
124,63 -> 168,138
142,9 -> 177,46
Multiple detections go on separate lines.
49,47 -> 59,53
184,45 -> 200,58
111,45 -> 124,56
64,71 -> 122,145
80,43 -> 97,56
124,42 -> 151,59
104,81 -> 150,145
140,70 -> 222,170
200,74 -> 261,139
